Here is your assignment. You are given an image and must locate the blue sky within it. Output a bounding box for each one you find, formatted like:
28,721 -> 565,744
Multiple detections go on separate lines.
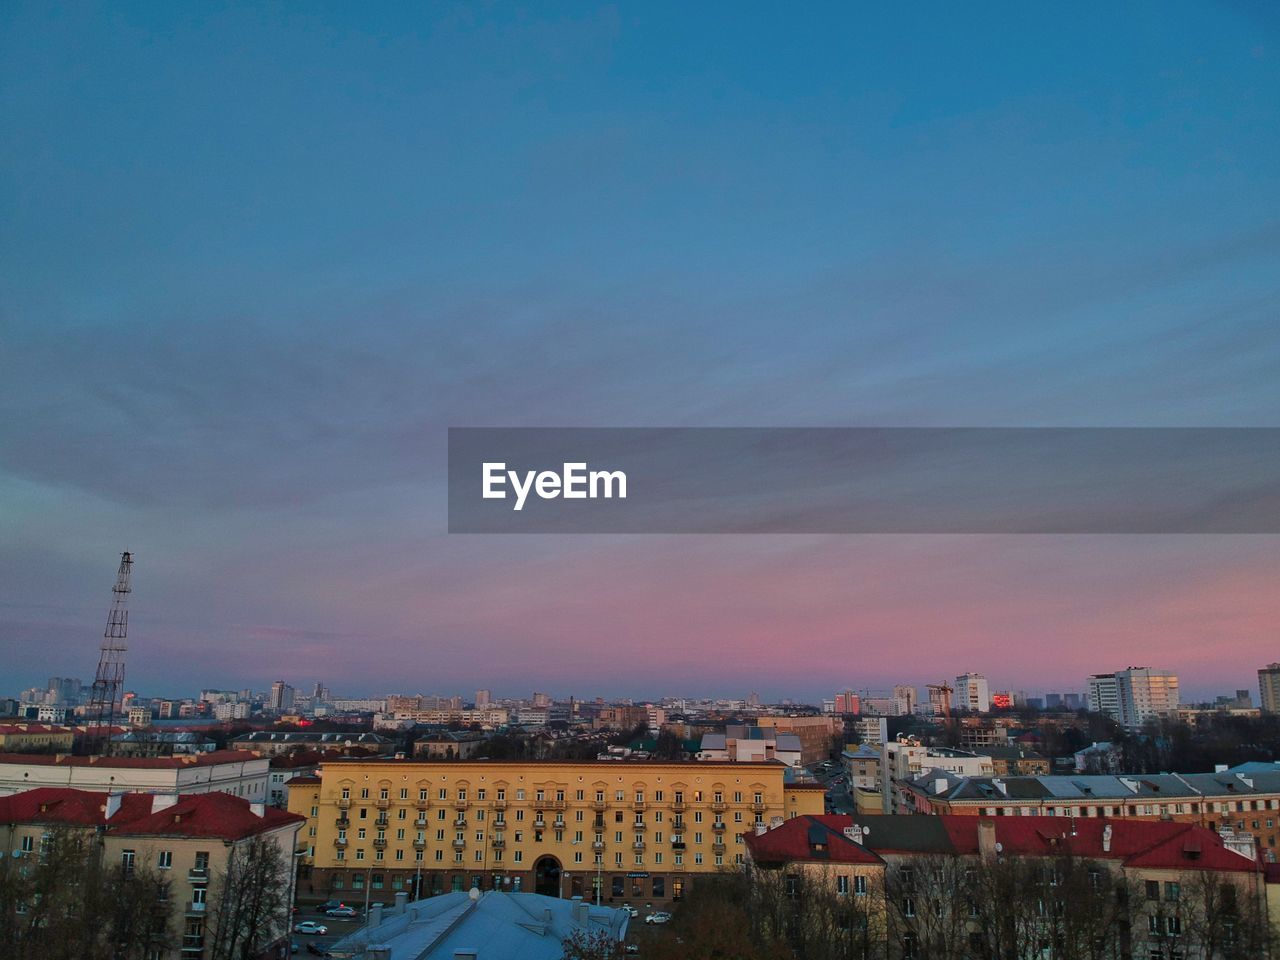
1,2 -> 1278,701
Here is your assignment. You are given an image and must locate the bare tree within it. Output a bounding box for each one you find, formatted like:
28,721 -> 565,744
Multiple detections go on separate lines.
206,835 -> 291,960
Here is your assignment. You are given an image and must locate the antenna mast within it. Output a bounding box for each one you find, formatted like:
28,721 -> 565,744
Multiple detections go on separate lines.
86,551 -> 132,756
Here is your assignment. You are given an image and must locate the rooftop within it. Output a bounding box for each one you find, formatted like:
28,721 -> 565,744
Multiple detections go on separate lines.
0,749 -> 263,769
0,787 -> 304,841
327,890 -> 628,959
746,814 -> 1258,874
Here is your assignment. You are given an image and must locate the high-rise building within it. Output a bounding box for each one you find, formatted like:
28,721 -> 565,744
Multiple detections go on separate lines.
475,689 -> 492,709
1087,673 -> 1120,719
269,680 -> 295,712
1112,667 -> 1179,730
1259,664 -> 1280,714
892,685 -> 917,714
833,690 -> 860,714
954,673 -> 990,713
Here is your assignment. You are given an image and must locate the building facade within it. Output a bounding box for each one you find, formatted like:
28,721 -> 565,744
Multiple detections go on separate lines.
954,673 -> 990,713
0,750 -> 268,799
0,787 -> 304,960
1260,663 -> 1280,715
288,758 -> 824,906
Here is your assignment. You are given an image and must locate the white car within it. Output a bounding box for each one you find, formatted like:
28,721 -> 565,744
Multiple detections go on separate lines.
294,921 -> 328,935
644,911 -> 672,924
622,905 -> 639,918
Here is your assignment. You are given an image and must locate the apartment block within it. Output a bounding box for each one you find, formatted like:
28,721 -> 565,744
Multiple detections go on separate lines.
899,765 -> 1280,857
1260,663 -> 1280,714
954,673 -> 990,713
0,787 -> 304,960
287,758 -> 824,906
0,750 -> 268,799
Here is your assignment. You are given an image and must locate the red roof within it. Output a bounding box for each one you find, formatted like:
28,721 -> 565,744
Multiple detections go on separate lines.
0,749 -> 261,769
0,724 -> 74,735
747,815 -> 1258,874
0,787 -> 304,841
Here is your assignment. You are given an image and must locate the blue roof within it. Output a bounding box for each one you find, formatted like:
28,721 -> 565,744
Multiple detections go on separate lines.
327,890 -> 628,959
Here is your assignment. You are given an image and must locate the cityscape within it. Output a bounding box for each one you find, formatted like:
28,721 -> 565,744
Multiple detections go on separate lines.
4,3 -> 1279,960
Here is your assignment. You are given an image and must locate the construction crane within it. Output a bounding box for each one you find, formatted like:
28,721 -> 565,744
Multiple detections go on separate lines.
86,551 -> 132,756
926,681 -> 953,721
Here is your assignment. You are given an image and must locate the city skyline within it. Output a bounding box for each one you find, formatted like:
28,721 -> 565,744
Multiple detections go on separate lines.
3,4 -> 1279,697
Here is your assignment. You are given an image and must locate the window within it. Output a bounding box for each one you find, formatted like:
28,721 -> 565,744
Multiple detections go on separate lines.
157,851 -> 172,870
1146,880 -> 1160,901
854,875 -> 867,896
836,875 -> 849,895
1165,882 -> 1180,902
902,897 -> 915,918
121,850 -> 136,875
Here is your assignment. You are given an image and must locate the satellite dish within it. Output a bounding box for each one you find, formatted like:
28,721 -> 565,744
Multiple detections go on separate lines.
862,826 -> 870,836
12,849 -> 23,858
994,842 -> 1003,853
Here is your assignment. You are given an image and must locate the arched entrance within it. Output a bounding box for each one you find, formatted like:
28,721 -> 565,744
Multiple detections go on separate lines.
534,855 -> 562,897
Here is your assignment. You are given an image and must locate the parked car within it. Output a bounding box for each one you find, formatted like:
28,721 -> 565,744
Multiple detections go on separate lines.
325,905 -> 358,918
644,911 -> 672,925
294,921 -> 328,935
319,900 -> 345,912
621,904 -> 639,918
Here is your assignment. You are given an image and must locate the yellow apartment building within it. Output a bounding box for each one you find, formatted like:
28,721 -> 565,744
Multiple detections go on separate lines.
288,758 -> 824,906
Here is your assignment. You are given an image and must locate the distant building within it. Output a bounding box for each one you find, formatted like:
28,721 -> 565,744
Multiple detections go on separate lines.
1087,673 -> 1120,718
269,680 -> 295,713
754,715 -> 839,766
414,731 -> 488,760
833,690 -> 860,714
1114,667 -> 1179,729
696,725 -> 803,767
109,730 -> 216,757
0,723 -> 75,752
954,673 -> 990,713
1261,663 -> 1280,714
329,889 -> 629,960
0,750 -> 268,799
229,731 -> 394,757
475,688 -> 492,709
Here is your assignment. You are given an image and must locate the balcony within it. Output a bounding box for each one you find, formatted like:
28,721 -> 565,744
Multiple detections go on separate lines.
493,798 -> 508,810
712,821 -> 726,833
712,842 -> 726,854
337,797 -> 352,809
373,838 -> 388,850
592,840 -> 605,851
492,835 -> 506,848
751,802 -> 767,814
452,838 -> 467,850
415,817 -> 427,827
334,837 -> 348,846
185,902 -> 207,917
415,799 -> 430,811
711,801 -> 728,813
591,799 -> 607,811
453,817 -> 467,828
547,798 -> 567,811
375,797 -> 391,810
336,817 -> 350,829
671,841 -> 686,851
180,934 -> 205,954
453,799 -> 470,811
632,840 -> 646,851
631,800 -> 647,811
670,801 -> 687,813
374,816 -> 390,828
413,837 -> 426,849
552,819 -> 566,830
187,867 -> 209,882
631,821 -> 647,831
533,818 -> 547,830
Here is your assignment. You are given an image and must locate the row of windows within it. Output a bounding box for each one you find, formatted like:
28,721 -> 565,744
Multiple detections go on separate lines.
327,845 -> 744,867
971,798 -> 1280,818
339,785 -> 766,804
320,805 -> 751,826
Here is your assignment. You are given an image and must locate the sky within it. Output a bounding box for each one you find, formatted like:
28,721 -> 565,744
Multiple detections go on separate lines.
1,2 -> 1278,703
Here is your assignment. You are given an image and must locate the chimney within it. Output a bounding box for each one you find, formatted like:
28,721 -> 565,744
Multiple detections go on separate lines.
151,793 -> 179,814
977,819 -> 998,861
754,822 -> 768,835
369,902 -> 383,928
571,896 -> 588,924
1102,824 -> 1113,853
105,792 -> 125,820
394,891 -> 409,914
249,802 -> 265,818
